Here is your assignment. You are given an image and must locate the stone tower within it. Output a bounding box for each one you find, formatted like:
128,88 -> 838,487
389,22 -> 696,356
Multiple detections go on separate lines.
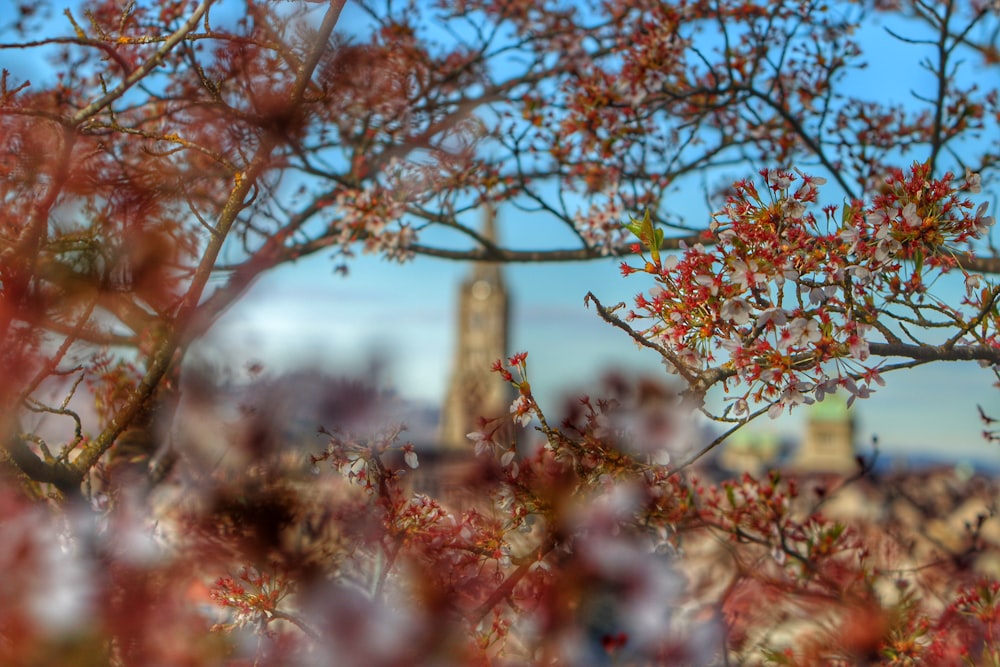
439,208 -> 511,450
793,394 -> 857,474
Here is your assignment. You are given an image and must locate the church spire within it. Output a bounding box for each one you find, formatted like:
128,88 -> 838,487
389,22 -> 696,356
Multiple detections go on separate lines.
438,207 -> 512,450
472,204 -> 502,282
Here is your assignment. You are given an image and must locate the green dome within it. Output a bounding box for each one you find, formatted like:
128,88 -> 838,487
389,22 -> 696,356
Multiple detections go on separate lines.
810,393 -> 852,422
726,428 -> 780,454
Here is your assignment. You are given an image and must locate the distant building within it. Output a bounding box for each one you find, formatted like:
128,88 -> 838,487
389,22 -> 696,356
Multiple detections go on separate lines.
438,207 -> 512,450
716,429 -> 782,478
405,208 -> 515,503
792,393 -> 857,474
713,394 -> 858,477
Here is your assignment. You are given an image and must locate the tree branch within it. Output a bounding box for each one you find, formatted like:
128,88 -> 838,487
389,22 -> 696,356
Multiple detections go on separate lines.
62,0 -> 346,485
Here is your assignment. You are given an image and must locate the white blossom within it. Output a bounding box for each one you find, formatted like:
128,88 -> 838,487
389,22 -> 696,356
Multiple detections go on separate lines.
510,395 -> 533,427
720,297 -> 752,325
874,237 -> 901,262
840,225 -> 861,254
973,202 -> 995,238
848,265 -> 871,284
781,197 -> 806,219
865,209 -> 889,228
403,448 -> 419,469
757,307 -> 787,328
966,273 -> 983,297
966,169 -> 983,194
733,398 -> 749,417
778,317 -> 821,351
901,202 -> 921,228
729,259 -> 766,290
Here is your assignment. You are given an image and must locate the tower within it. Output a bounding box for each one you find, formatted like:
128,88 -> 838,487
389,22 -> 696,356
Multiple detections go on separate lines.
439,208 -> 511,450
793,394 -> 857,474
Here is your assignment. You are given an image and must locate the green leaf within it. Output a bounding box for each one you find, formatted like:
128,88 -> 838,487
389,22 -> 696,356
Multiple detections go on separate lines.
651,227 -> 663,265
828,522 -> 846,541
624,210 -> 661,263
841,202 -> 855,228
761,648 -> 794,665
624,216 -> 643,238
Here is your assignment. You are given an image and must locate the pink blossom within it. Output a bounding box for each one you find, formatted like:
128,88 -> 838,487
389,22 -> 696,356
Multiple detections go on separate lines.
780,382 -> 812,408
846,383 -> 871,407
807,285 -> 832,305
774,265 -> 799,287
694,273 -> 719,295
793,169 -> 827,199
874,237 -> 901,262
572,188 -> 627,254
866,367 -> 886,387
814,378 -> 837,402
675,346 -> 704,370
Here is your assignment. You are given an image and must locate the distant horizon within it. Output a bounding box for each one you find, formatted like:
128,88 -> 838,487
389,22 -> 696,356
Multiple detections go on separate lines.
188,318 -> 1000,472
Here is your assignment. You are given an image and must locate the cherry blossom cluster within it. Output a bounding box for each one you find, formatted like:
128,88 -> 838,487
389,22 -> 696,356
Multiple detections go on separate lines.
701,472 -> 858,572
572,187 -> 630,255
327,184 -> 409,246
310,424 -> 418,493
456,364 -> 1000,664
492,351 -> 536,429
2,0 -> 1000,664
211,566 -> 289,632
620,165 -> 997,417
950,578 -> 1000,627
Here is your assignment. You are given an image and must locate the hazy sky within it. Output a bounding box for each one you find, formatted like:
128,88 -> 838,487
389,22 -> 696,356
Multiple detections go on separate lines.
198,240 -> 1000,465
